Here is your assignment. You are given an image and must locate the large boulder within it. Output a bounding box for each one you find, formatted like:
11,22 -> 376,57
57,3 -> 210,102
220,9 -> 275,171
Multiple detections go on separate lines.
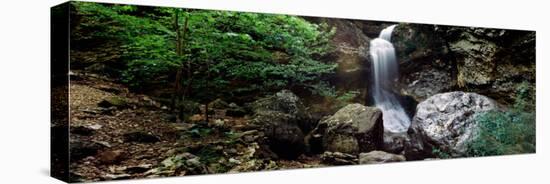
406,91 -> 497,158
359,150 -> 406,164
250,90 -> 313,159
250,90 -> 314,132
314,103 -> 383,154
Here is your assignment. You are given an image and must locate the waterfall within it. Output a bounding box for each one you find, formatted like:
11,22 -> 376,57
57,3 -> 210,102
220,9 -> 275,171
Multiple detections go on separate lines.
370,25 -> 410,133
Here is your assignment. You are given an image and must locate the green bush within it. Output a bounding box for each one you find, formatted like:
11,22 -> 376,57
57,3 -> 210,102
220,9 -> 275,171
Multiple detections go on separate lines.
466,83 -> 536,157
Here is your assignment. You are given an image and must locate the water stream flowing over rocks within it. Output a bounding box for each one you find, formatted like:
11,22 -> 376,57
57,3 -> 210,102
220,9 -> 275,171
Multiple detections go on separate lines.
370,25 -> 411,133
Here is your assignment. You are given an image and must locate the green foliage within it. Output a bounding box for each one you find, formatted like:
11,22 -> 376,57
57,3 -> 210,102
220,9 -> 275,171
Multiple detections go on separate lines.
432,148 -> 451,159
332,90 -> 360,108
514,82 -> 535,111
336,90 -> 360,102
72,2 -> 337,99
187,126 -> 213,138
466,83 -> 536,157
196,145 -> 222,164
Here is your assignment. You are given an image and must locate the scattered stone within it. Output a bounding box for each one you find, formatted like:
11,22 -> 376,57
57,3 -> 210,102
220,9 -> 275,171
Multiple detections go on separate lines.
228,158 -> 241,165
70,140 -> 105,161
82,108 -> 99,115
321,151 -> 358,165
224,148 -> 238,155
123,131 -> 160,143
71,126 -> 96,136
209,98 -> 229,109
98,96 -> 128,108
98,107 -> 117,115
103,174 -> 131,180
92,140 -> 111,148
213,119 -> 225,127
359,151 -> 406,164
88,124 -> 103,130
96,84 -> 125,94
125,164 -> 153,174
98,149 -> 125,164
189,114 -> 203,122
226,103 -> 248,117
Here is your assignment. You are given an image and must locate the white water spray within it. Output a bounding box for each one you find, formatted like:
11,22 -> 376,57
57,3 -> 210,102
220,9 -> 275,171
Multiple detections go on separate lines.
370,25 -> 410,133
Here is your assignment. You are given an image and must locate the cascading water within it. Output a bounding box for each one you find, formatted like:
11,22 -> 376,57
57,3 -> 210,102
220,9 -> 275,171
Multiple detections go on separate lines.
370,25 -> 410,133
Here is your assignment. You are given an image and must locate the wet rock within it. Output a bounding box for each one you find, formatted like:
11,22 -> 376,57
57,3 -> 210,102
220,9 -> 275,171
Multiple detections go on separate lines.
359,151 -> 405,164
321,151 -> 358,165
315,103 -> 383,154
123,131 -> 160,143
382,131 -> 409,154
408,91 -> 497,158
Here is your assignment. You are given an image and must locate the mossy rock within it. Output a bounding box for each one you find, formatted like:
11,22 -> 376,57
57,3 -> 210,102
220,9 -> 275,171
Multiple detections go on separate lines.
208,98 -> 229,109
98,96 -> 128,108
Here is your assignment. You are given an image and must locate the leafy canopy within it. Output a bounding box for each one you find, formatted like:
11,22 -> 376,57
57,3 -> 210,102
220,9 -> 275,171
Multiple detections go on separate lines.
72,2 -> 336,100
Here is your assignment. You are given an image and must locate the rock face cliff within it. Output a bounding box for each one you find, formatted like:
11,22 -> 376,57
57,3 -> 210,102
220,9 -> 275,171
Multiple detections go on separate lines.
306,17 -> 373,92
392,24 -> 535,105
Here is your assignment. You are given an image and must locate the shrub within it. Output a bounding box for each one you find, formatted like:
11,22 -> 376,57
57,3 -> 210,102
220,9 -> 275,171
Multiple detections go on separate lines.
466,83 -> 536,157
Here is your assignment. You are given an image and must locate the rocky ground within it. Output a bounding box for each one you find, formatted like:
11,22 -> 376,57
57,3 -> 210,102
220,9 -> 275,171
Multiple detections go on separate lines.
67,73 -> 329,182
66,72 -> 415,182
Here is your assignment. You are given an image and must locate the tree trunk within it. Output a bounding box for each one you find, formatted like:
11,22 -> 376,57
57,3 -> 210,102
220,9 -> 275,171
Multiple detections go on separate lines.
170,9 -> 191,123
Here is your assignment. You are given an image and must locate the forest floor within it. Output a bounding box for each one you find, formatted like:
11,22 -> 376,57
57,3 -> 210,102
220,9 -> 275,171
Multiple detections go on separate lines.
68,72 -> 324,182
